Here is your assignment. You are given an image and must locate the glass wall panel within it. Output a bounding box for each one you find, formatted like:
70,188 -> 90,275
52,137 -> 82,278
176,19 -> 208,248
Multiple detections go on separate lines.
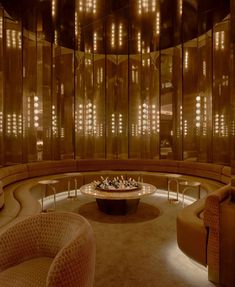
212,18 -> 230,164
160,48 -> 173,159
4,18 -> 23,164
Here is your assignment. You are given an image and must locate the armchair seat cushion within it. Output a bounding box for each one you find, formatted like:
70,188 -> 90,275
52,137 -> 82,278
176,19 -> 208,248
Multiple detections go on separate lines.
0,257 -> 53,287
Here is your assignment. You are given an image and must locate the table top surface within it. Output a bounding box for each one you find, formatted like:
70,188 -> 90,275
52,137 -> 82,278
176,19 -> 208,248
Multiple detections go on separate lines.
80,182 -> 156,200
38,180 -> 59,185
179,181 -> 201,187
63,172 -> 82,177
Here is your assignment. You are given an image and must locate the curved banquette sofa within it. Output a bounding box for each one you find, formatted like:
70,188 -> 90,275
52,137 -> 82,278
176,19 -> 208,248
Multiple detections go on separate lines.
0,159 -> 232,285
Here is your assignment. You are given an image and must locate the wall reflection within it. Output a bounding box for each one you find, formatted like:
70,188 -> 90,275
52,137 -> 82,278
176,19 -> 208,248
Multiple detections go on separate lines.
0,1 -> 233,165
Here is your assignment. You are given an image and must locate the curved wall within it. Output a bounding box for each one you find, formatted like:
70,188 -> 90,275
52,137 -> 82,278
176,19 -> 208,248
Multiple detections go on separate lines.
0,1 -> 233,166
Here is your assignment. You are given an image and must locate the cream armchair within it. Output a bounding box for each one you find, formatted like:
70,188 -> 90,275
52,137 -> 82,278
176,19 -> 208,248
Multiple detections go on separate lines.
0,212 -> 95,287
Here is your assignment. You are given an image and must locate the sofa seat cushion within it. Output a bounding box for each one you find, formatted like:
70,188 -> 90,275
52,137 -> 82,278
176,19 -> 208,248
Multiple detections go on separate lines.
0,257 -> 53,287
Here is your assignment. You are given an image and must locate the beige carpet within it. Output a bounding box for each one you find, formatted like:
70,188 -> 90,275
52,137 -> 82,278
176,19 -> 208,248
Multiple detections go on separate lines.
44,191 -> 214,287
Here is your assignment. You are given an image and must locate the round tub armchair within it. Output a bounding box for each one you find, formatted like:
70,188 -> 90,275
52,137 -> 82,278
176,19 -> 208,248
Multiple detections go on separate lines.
0,212 -> 96,287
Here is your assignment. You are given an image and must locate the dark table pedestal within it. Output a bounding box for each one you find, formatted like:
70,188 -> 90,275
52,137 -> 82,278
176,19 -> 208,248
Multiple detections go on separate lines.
96,198 -> 140,215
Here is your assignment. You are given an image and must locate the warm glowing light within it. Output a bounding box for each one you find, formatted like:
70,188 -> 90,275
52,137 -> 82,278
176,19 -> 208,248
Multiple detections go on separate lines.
138,0 -> 142,15
111,23 -> 115,48
156,12 -> 160,35
119,23 -> 123,47
137,32 -> 141,52
184,50 -> 188,69
97,67 -> 103,84
215,31 -> 225,51
202,60 -> 206,76
111,113 -> 123,135
221,31 -> 225,50
0,17 -> 2,39
52,0 -> 56,17
179,0 -> 183,15
93,32 -> 97,52
184,120 -> 188,136
137,103 -> 158,135
52,105 -> 58,135
6,30 -> 22,49
79,0 -> 97,14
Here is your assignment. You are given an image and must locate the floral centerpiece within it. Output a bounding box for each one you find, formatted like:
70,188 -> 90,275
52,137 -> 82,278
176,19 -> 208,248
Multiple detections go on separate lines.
93,176 -> 139,191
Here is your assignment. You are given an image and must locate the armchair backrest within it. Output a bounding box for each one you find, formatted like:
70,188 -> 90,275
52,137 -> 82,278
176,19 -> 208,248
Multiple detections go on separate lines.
0,211 -> 96,287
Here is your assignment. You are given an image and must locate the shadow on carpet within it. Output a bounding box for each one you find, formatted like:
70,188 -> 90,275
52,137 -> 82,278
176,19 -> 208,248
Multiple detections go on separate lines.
77,201 -> 161,224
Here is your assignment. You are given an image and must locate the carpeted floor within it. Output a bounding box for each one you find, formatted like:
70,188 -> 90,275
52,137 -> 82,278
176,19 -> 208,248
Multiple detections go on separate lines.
44,190 -> 214,287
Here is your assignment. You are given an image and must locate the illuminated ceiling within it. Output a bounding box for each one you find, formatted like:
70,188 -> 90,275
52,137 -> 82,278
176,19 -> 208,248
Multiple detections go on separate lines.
1,0 -> 230,52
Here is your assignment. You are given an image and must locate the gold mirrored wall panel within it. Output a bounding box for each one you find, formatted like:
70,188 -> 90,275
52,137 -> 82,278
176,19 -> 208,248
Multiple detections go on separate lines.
106,54 -> 128,159
52,45 -> 61,159
129,54 -> 141,159
59,46 -> 74,159
212,18 -> 230,164
75,51 -> 85,159
93,54 -> 105,158
83,50 -> 95,158
160,48 -> 173,159
196,30 -> 213,163
40,39 -> 52,161
23,22 -> 37,162
0,8 -> 4,165
182,39 -> 198,161
4,18 -> 23,164
0,0 -> 232,165
231,2 -> 235,171
171,45 -> 182,160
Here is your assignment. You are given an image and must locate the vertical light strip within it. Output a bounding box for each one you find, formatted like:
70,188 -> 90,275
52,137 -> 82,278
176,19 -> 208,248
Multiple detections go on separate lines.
184,50 -> 188,69
111,23 -> 115,48
156,12 -> 160,35
0,17 -> 3,39
119,23 -> 123,47
52,0 -> 56,17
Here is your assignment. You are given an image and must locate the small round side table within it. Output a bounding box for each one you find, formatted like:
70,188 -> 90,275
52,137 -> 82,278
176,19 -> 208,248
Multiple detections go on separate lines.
63,173 -> 81,199
180,180 -> 201,207
38,179 -> 58,212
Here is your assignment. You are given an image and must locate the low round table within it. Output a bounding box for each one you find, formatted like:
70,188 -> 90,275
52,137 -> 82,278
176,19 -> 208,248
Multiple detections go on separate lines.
80,182 -> 156,215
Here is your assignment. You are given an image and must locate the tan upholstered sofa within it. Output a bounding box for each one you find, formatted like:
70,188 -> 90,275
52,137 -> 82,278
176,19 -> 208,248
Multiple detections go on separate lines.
0,159 -> 231,210
0,159 -> 232,285
177,184 -> 232,285
0,211 -> 95,287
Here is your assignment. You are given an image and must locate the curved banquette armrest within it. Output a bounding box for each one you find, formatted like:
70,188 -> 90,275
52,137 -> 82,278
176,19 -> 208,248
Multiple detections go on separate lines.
203,184 -> 231,283
177,184 -> 231,284
177,198 -> 207,266
177,185 -> 231,265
